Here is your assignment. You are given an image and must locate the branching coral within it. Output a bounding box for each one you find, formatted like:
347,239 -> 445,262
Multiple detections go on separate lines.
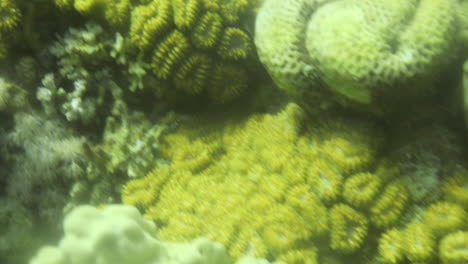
255,0 -> 463,114
37,23 -> 126,125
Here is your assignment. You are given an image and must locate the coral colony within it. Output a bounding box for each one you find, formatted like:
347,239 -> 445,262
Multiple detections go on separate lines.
0,0 -> 467,264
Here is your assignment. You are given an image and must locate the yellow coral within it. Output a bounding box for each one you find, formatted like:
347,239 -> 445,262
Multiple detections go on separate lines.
54,0 -> 74,9
262,205 -> 310,253
103,0 -> 132,27
73,0 -> 101,14
285,184 -> 328,237
276,248 -> 318,264
404,223 -> 435,263
378,228 -> 405,264
370,180 -> 408,228
207,63 -> 248,103
230,228 -> 268,258
174,53 -> 213,94
129,0 -> 172,51
329,203 -> 368,253
0,0 -> 21,32
423,201 -> 467,237
307,159 -> 343,203
157,211 -> 204,241
321,137 -> 373,174
444,169 -> 468,208
125,0 -> 256,103
172,0 -> 202,31
191,12 -> 223,49
343,172 -> 382,208
439,231 -> 468,264
151,30 -> 190,79
121,103 -> 382,260
121,166 -> 171,208
217,27 -> 252,60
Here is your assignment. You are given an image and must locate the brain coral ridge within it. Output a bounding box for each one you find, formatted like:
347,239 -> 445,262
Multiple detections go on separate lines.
121,103 -> 419,262
126,0 -> 256,103
255,0 -> 462,115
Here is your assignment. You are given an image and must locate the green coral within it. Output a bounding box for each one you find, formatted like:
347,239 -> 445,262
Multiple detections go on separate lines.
121,103 -> 420,261
255,0 -> 463,115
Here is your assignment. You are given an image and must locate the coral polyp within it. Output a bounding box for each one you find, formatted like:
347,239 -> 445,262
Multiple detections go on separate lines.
151,30 -> 190,79
329,203 -> 368,253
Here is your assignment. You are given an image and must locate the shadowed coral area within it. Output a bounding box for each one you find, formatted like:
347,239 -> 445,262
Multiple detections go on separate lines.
121,103 -> 423,262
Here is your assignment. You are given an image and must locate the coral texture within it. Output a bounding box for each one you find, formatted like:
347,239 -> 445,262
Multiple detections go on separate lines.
255,0 -> 461,114
128,0 -> 257,103
121,103 -> 417,262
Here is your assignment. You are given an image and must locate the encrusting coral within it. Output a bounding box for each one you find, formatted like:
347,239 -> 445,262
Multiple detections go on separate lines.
121,103 -> 420,262
255,0 -> 463,115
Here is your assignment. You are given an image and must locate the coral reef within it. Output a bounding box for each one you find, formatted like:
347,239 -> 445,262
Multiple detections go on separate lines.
255,0 -> 463,115
121,103 -> 419,261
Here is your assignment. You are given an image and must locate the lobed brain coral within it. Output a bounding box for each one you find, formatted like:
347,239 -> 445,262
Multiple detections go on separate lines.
51,0 -> 260,104
255,0 -> 462,115
122,103 -> 419,262
128,0 -> 257,103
